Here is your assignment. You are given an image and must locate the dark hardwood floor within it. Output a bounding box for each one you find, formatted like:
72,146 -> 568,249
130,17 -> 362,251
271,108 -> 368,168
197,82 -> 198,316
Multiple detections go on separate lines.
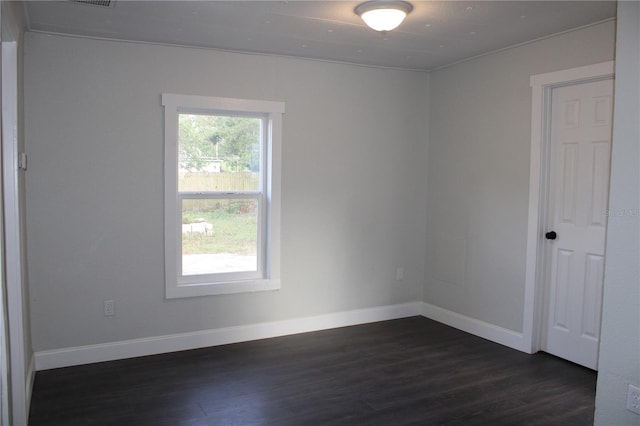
28,317 -> 596,425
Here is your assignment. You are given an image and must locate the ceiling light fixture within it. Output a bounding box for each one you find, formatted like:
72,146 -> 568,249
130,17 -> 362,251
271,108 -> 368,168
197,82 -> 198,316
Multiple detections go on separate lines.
355,0 -> 413,32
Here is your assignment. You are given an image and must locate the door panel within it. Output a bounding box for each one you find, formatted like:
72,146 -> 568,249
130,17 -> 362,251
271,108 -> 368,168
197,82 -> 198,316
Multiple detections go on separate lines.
582,253 -> 604,339
545,79 -> 613,370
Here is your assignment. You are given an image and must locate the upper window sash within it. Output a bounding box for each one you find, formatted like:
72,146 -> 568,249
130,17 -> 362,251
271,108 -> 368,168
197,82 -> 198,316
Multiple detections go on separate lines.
177,114 -> 267,195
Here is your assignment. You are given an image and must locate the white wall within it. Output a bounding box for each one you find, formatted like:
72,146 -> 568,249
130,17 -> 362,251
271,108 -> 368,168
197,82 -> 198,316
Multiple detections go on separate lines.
24,33 -> 429,351
595,3 -> 640,424
425,21 -> 615,332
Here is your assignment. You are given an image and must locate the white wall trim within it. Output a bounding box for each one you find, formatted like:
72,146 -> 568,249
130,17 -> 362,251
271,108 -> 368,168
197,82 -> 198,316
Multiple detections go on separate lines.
35,302 -> 422,371
34,301 -> 547,371
523,61 -> 615,354
25,355 -> 34,416
162,94 -> 284,299
40,289 -> 603,372
1,40 -> 28,426
421,303 -> 527,352
529,61 -> 614,88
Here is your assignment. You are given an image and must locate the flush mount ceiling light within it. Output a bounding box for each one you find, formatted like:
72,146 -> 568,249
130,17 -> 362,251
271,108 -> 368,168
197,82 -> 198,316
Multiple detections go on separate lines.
355,1 -> 413,32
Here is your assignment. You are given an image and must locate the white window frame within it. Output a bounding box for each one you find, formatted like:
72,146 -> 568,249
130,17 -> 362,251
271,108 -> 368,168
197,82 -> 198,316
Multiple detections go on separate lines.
163,94 -> 283,298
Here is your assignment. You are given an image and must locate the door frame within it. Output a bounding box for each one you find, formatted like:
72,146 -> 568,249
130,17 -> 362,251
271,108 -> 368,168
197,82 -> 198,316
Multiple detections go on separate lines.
0,7 -> 8,425
522,61 -> 615,354
1,40 -> 28,425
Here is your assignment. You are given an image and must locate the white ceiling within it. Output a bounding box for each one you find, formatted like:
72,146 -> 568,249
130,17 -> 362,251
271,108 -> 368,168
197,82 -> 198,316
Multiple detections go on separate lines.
24,0 -> 616,71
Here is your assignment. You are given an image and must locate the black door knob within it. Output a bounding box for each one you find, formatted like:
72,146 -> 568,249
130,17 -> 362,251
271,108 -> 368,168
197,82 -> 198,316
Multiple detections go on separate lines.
545,231 -> 557,240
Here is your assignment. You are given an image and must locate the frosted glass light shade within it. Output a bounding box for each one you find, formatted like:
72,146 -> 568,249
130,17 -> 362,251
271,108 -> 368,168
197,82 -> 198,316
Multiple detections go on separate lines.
355,1 -> 413,32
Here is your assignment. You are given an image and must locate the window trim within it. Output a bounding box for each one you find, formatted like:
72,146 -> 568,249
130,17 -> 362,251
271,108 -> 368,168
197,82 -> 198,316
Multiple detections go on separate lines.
162,94 -> 284,298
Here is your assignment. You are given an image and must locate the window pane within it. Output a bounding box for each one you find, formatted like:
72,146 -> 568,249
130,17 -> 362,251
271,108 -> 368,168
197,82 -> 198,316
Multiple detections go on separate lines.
178,114 -> 261,192
182,198 -> 258,276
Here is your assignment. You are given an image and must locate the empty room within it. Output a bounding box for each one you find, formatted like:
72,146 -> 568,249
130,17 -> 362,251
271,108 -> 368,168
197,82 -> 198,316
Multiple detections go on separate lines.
0,1 -> 637,425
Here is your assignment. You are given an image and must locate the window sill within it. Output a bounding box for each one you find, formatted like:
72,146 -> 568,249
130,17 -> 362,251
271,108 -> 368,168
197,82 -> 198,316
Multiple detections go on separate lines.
166,278 -> 281,299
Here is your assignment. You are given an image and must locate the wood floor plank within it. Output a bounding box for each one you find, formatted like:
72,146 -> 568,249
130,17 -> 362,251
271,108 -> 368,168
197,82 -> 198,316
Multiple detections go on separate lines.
28,317 -> 596,425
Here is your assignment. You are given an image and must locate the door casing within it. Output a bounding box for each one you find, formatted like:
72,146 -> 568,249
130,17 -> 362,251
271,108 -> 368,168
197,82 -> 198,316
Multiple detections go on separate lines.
522,61 -> 615,355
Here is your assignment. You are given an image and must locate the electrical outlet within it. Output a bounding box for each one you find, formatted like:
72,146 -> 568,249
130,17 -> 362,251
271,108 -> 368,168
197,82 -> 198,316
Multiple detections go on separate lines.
627,384 -> 640,415
396,267 -> 405,281
104,300 -> 115,317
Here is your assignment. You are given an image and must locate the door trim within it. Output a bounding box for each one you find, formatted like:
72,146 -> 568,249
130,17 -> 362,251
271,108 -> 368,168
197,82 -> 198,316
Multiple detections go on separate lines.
1,41 -> 28,425
522,61 -> 614,354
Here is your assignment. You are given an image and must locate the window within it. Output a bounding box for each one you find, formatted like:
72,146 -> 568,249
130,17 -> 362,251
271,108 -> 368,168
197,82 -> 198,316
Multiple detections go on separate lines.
163,94 -> 283,298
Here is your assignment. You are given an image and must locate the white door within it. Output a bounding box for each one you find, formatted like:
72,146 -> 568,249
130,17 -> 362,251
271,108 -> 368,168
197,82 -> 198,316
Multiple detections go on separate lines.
544,78 -> 613,370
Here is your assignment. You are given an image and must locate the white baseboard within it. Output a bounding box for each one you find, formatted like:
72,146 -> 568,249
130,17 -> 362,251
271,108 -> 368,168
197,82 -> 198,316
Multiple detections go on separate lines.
34,302 -> 530,371
35,302 -> 422,371
420,302 -> 527,352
